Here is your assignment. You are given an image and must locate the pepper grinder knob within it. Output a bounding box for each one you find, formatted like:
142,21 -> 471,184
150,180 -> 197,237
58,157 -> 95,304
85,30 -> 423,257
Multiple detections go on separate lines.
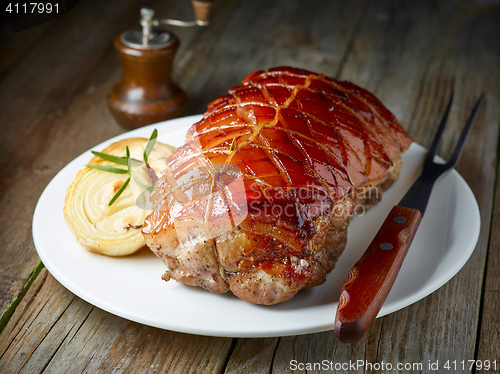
140,7 -> 154,42
108,10 -> 187,129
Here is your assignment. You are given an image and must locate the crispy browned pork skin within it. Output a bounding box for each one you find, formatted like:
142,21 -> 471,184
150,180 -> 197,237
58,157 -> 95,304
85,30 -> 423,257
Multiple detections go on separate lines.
142,67 -> 412,305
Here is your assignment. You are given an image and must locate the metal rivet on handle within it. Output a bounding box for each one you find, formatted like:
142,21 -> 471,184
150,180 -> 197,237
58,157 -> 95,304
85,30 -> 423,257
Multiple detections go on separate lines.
379,242 -> 393,250
393,216 -> 407,223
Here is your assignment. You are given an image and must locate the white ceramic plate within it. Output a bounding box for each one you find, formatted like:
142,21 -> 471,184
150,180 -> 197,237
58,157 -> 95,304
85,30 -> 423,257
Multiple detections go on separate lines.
33,115 -> 480,338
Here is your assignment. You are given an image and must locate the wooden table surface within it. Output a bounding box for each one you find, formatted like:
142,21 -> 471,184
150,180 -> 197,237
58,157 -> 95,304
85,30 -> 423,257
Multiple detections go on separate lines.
1,0 -> 499,373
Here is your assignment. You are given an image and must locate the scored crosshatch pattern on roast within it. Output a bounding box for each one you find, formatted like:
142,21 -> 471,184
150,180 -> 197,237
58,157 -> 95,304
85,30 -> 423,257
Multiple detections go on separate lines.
143,67 -> 412,305
178,67 -> 411,222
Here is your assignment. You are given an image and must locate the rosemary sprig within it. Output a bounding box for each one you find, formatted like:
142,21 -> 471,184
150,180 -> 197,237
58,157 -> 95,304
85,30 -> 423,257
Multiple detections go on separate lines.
108,177 -> 130,206
87,130 -> 160,205
90,150 -> 142,166
107,146 -> 132,206
126,146 -> 132,175
143,129 -> 158,165
133,173 -> 154,192
85,164 -> 128,174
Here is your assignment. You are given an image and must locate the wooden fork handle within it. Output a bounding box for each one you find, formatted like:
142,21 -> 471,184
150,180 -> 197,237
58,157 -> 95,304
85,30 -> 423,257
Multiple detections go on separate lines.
334,205 -> 422,342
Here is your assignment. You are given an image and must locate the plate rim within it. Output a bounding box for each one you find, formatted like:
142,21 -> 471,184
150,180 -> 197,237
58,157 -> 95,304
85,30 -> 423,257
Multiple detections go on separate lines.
32,115 -> 481,338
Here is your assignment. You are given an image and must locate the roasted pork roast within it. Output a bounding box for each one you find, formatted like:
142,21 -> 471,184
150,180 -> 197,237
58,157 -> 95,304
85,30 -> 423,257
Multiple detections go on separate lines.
142,67 -> 412,305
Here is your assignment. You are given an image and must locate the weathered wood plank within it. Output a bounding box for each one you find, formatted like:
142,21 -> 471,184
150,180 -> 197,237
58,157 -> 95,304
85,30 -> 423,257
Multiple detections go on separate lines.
0,0 -> 368,371
0,21 -> 54,80
476,152 -> 500,364
224,338 -> 278,374
357,0 -> 500,368
0,0 -> 498,373
0,268 -> 233,373
0,0 -> 203,320
0,0 -> 368,328
178,0 -> 370,115
267,0 -> 500,373
0,263 -> 49,359
0,0 -> 134,319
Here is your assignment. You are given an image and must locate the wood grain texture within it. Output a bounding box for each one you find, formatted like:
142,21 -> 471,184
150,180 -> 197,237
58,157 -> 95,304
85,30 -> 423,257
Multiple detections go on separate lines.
0,0 -> 200,319
178,0 -> 368,115
0,269 -> 233,373
0,21 -> 53,80
0,0 -> 132,317
224,338 -> 279,374
227,0 -> 499,371
0,0 -> 499,373
476,149 -> 500,365
331,0 -> 500,371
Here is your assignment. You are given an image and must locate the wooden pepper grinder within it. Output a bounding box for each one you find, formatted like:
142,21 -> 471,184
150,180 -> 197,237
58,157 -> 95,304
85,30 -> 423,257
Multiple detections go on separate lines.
108,1 -> 215,129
